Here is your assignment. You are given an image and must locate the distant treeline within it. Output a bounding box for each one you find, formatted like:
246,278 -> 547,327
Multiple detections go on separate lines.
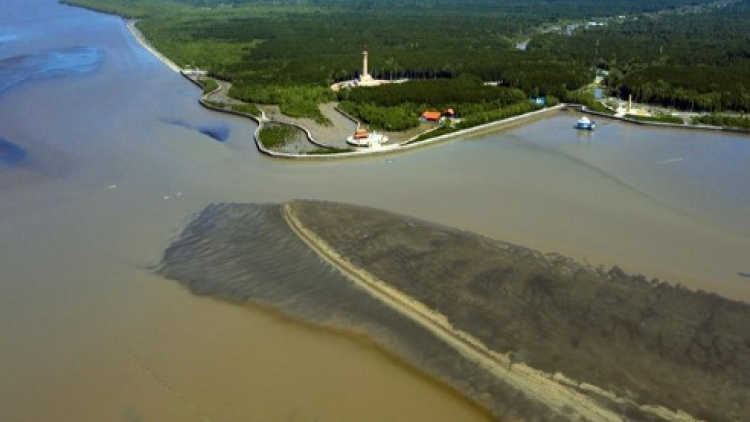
342,76 -> 526,107
64,0 -> 749,118
533,0 -> 750,111
618,66 -> 750,112
693,114 -> 750,129
337,76 -> 530,131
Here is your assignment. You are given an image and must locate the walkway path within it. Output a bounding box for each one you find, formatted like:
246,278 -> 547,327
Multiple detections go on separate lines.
261,103 -> 355,149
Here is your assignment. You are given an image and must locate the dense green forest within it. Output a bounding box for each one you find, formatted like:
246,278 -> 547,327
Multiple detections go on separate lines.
338,76 -> 528,130
64,0 -> 750,122
533,0 -> 750,111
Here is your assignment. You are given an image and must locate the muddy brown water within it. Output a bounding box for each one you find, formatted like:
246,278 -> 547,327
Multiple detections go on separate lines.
1,1 -> 749,421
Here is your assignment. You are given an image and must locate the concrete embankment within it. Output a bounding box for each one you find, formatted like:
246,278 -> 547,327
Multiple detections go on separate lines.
571,104 -> 750,134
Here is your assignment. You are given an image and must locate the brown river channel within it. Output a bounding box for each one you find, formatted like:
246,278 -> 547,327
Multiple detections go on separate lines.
1,1 -> 749,421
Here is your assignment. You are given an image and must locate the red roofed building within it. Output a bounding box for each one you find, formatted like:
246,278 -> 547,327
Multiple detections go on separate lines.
421,111 -> 442,121
353,128 -> 368,139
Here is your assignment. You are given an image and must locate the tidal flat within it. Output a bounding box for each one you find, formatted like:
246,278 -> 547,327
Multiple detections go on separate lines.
160,200 -> 750,422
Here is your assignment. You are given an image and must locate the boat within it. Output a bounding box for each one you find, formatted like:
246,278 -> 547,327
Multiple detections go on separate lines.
346,127 -> 389,148
576,116 -> 595,130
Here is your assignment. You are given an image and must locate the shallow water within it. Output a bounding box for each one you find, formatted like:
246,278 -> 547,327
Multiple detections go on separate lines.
1,0 -> 749,421
485,114 -> 750,236
0,136 -> 26,167
0,46 -> 102,95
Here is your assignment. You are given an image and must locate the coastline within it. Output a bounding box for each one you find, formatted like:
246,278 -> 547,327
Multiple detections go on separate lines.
8,3 -> 747,421
125,19 -> 180,73
115,17 -> 747,160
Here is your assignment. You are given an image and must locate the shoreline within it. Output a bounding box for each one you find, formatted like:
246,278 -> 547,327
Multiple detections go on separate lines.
115,17 -> 747,160
56,3 -> 744,162
125,19 -> 181,73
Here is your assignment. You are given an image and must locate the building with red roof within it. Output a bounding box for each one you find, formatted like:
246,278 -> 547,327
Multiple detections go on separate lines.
420,111 -> 442,121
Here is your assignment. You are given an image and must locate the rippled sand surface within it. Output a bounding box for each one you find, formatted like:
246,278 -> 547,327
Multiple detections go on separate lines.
2,1 -> 749,421
159,201 -> 750,422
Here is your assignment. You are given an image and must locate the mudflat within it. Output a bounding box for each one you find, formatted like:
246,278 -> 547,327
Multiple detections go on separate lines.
160,200 -> 750,422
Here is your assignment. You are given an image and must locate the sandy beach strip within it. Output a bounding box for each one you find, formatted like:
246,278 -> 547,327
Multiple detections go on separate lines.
125,20 -> 181,73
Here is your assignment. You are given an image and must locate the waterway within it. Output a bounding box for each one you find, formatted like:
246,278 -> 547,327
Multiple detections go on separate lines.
1,1 -> 748,421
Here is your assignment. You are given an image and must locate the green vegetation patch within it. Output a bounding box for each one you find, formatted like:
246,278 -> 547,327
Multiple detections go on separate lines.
201,78 -> 219,94
338,102 -> 419,131
203,99 -> 226,108
625,113 -> 683,124
339,76 -> 529,131
343,76 -> 527,107
587,101 -> 616,115
230,84 -> 333,125
258,123 -> 299,149
692,114 -> 750,129
538,1 -> 750,112
230,103 -> 262,118
409,125 -> 459,144
408,101 -> 541,144
64,0 -> 749,119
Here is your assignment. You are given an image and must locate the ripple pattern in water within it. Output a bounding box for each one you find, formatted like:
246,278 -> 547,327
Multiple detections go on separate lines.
0,46 -> 102,96
0,137 -> 26,168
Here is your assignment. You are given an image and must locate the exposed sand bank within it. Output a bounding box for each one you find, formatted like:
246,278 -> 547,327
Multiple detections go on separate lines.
9,3 -> 748,422
286,201 -> 749,422
283,202 -> 624,422
159,201 -> 750,422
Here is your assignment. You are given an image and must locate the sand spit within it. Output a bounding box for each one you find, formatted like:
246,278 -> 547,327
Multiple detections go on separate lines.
157,204 -> 535,420
160,201 -> 750,422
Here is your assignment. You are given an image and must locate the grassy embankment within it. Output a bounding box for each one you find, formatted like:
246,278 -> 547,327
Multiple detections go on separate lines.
409,102 -> 542,143
626,113 -> 684,124
693,114 -> 750,129
201,78 -> 219,94
257,124 -> 298,149
587,101 -> 616,115
230,103 -> 262,118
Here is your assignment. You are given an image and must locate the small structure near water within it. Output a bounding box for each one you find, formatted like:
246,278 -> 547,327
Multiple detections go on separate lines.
346,127 -> 389,148
330,48 -> 407,91
421,109 -> 455,122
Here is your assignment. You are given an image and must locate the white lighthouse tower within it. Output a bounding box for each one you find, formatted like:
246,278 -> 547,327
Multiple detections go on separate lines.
330,46 -> 408,91
362,49 -> 369,77
358,46 -> 375,85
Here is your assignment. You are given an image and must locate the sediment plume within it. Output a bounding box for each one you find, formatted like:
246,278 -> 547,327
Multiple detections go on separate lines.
159,201 -> 750,422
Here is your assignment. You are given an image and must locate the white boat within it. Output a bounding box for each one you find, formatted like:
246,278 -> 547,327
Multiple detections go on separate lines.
576,116 -> 595,130
346,128 -> 389,148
